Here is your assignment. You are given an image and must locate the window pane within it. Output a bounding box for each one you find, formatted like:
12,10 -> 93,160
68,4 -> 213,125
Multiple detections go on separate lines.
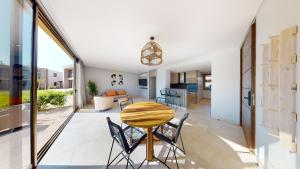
36,26 -> 74,151
205,75 -> 212,81
0,0 -> 33,169
205,82 -> 211,88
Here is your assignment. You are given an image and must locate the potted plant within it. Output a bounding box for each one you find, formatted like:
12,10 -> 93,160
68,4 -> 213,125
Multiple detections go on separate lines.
87,80 -> 98,103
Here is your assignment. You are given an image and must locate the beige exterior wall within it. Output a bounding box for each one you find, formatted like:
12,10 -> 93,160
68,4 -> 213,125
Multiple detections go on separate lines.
0,64 -> 10,90
63,65 -> 74,89
37,68 -> 63,89
47,69 -> 63,89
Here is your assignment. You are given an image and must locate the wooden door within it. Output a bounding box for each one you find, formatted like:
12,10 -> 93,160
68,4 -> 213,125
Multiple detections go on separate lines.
240,22 -> 256,149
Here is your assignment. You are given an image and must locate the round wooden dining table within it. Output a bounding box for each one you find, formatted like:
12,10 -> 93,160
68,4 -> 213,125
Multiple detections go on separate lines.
120,102 -> 174,161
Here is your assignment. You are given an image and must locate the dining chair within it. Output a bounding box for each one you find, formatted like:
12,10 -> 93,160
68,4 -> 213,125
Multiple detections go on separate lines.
120,98 -> 133,128
153,112 -> 189,169
106,117 -> 147,169
119,98 -> 134,111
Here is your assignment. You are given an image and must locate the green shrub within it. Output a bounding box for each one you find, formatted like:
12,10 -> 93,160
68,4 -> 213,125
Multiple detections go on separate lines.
65,90 -> 73,95
0,90 -> 68,111
37,90 -> 66,111
0,90 -> 30,110
48,85 -> 57,89
22,90 -> 31,103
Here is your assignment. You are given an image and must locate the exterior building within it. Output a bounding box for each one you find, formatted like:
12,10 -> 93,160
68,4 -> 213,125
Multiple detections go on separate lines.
0,65 -> 65,93
63,65 -> 73,89
0,64 -> 10,90
37,68 -> 63,89
0,64 -> 31,91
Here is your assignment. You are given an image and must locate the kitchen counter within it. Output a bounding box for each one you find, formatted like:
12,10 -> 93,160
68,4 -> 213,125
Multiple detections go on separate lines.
164,88 -> 188,109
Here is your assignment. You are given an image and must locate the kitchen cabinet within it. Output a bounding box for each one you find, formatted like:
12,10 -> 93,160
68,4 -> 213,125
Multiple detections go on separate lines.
171,73 -> 179,84
186,71 -> 197,83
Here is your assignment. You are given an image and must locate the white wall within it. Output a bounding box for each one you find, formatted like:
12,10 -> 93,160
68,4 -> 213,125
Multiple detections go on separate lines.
156,68 -> 170,97
255,0 -> 300,168
149,70 -> 157,99
211,50 -> 240,125
139,72 -> 149,99
198,73 -> 211,100
84,66 -> 140,97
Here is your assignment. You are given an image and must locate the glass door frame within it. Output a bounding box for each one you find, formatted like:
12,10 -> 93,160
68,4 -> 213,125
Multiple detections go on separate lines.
30,1 -> 38,167
29,0 -> 79,168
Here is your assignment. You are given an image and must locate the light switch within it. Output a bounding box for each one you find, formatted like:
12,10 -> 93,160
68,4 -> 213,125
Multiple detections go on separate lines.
290,142 -> 297,153
291,83 -> 297,91
291,112 -> 297,123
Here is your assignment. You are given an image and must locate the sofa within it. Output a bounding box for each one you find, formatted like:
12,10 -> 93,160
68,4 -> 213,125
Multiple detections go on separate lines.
94,96 -> 114,111
103,89 -> 128,102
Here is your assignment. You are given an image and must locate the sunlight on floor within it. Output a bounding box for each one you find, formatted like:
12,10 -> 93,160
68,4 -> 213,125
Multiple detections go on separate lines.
39,98 -> 261,169
218,136 -> 249,152
217,136 -> 261,169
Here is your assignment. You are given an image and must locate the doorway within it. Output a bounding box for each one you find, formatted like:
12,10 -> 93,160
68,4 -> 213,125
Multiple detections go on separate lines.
149,70 -> 156,99
240,21 -> 256,150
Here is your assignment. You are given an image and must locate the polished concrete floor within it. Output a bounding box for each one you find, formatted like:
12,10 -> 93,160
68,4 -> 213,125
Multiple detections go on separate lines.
0,106 -> 73,169
38,98 -> 260,169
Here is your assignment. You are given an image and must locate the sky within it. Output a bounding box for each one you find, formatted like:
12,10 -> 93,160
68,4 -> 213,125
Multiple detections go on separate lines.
0,0 -> 35,66
0,0 -> 12,65
37,27 -> 73,72
0,1 -> 72,73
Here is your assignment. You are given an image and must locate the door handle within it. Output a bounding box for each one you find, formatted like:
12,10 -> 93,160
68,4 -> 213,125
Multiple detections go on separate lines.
243,91 -> 252,107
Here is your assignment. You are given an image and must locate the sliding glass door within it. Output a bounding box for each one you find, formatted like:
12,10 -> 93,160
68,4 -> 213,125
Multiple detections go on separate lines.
0,1 -> 78,168
0,0 -> 34,168
36,26 -> 74,151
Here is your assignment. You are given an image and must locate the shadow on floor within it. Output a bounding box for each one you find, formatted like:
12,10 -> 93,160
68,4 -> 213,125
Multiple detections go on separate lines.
37,164 -> 171,169
38,165 -> 103,169
39,99 -> 259,169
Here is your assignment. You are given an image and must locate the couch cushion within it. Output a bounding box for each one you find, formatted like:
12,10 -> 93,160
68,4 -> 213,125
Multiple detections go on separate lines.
116,90 -> 126,95
106,90 -> 117,96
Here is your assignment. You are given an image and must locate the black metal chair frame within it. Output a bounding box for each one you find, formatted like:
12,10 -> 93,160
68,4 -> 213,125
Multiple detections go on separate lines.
120,98 -> 134,111
156,89 -> 181,111
153,113 -> 189,169
156,89 -> 170,106
167,89 -> 181,110
106,117 -> 147,169
156,96 -> 170,106
119,98 -> 133,128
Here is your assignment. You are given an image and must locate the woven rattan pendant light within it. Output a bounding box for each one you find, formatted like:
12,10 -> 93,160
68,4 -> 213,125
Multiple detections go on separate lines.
141,36 -> 163,66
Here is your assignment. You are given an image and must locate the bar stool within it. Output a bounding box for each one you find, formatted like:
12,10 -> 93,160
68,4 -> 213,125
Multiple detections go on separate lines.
168,89 -> 176,106
168,89 -> 181,109
156,88 -> 170,105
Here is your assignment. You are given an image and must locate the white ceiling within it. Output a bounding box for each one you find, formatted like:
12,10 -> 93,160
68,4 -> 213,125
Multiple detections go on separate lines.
39,0 -> 262,73
170,61 -> 212,74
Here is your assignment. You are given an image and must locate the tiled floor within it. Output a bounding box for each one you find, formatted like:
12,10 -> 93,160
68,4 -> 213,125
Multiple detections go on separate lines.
38,98 -> 260,169
0,106 -> 73,169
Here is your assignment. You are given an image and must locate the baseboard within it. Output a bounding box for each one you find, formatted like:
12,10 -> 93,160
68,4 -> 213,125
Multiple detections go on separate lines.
257,157 -> 265,169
